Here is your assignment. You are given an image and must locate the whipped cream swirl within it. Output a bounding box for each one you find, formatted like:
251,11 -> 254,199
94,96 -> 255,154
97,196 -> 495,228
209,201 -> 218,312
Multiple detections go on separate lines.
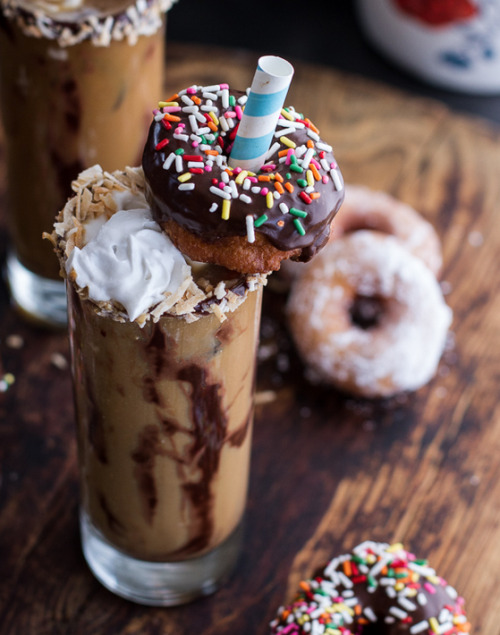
67,206 -> 190,321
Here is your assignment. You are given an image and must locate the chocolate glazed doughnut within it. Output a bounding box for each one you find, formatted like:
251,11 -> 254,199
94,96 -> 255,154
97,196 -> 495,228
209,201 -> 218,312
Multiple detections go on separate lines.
270,541 -> 470,634
142,84 -> 345,273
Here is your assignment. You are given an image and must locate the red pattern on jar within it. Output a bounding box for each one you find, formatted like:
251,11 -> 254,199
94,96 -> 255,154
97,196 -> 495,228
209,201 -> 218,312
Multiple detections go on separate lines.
393,0 -> 479,26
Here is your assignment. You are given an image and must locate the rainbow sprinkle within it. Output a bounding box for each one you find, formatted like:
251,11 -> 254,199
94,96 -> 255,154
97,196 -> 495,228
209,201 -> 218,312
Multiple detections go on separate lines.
152,84 -> 344,244
270,542 -> 470,635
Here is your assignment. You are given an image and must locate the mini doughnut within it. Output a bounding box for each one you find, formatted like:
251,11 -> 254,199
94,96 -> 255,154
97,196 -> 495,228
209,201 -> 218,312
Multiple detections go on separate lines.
332,185 -> 443,276
142,84 -> 345,274
286,230 -> 452,398
270,541 -> 470,634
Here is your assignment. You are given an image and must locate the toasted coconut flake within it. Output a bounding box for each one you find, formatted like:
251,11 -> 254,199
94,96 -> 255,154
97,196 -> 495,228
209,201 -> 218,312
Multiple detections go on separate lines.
0,0 -> 177,47
47,164 -> 267,326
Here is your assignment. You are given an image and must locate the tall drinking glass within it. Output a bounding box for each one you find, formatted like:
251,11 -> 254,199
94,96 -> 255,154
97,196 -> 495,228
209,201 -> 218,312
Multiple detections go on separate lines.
50,165 -> 265,605
0,0 -> 175,326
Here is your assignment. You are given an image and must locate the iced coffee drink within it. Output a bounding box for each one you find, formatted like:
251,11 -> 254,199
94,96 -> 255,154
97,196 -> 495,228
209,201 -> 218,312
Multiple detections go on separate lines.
0,0 -> 175,326
49,165 -> 266,604
48,70 -> 344,604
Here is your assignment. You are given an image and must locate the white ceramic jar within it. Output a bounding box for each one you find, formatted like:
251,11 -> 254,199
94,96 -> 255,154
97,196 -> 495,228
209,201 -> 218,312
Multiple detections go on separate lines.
356,0 -> 500,94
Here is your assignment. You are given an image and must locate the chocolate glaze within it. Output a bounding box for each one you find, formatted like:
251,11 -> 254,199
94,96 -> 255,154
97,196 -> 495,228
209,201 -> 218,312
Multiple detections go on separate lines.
142,376 -> 161,406
141,322 -> 174,406
68,286 -> 109,464
142,86 -> 345,262
86,391 -> 109,464
274,544 -> 468,634
215,317 -> 235,347
227,408 -> 253,448
145,321 -> 174,376
132,322 -> 250,555
161,417 -> 184,439
193,277 -> 250,314
177,364 -> 227,473
134,326 -> 181,521
176,363 -> 227,554
60,77 -> 81,133
332,579 -> 458,633
98,492 -> 125,535
131,423 -> 168,524
49,152 -> 84,204
48,69 -> 84,199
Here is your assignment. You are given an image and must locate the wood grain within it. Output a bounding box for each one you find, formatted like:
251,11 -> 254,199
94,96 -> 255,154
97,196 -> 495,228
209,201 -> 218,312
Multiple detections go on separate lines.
1,42 -> 500,633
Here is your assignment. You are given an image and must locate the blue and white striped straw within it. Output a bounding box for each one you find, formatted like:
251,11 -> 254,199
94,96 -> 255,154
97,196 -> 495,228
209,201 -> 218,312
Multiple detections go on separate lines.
229,56 -> 294,172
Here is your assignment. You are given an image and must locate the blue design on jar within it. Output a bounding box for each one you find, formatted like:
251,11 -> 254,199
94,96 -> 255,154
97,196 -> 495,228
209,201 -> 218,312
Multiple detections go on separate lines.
439,0 -> 499,70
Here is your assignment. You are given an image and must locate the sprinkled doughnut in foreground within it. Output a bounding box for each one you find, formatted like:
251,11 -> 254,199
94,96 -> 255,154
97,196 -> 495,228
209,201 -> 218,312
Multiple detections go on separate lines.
142,84 -> 345,273
270,541 -> 470,634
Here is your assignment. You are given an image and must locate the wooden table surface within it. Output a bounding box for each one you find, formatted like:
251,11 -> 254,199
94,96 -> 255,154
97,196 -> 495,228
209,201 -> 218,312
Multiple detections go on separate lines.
1,43 -> 500,634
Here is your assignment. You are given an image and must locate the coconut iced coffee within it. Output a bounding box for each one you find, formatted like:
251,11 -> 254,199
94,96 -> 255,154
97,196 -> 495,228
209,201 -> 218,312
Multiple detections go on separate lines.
0,0 -> 175,326
49,164 -> 266,604
49,68 -> 344,604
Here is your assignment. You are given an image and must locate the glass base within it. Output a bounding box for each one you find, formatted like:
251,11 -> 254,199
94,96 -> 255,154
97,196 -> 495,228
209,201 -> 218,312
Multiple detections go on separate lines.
80,510 -> 243,606
6,252 -> 67,328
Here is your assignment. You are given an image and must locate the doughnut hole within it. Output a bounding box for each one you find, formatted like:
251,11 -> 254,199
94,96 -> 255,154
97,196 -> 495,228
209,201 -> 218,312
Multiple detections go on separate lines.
349,294 -> 386,330
332,212 -> 394,238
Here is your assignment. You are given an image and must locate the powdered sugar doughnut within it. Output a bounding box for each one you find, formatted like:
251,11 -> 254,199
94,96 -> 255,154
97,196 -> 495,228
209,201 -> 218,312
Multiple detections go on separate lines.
332,185 -> 443,276
287,230 -> 452,398
277,185 -> 442,287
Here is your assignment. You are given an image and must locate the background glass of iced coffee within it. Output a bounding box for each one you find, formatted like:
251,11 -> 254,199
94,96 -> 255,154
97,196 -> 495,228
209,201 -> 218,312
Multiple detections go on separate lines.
50,165 -> 266,605
0,0 -> 175,327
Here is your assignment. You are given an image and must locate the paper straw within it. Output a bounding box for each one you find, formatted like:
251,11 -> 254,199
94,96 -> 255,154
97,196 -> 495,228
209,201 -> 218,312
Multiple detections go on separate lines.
228,55 -> 294,171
